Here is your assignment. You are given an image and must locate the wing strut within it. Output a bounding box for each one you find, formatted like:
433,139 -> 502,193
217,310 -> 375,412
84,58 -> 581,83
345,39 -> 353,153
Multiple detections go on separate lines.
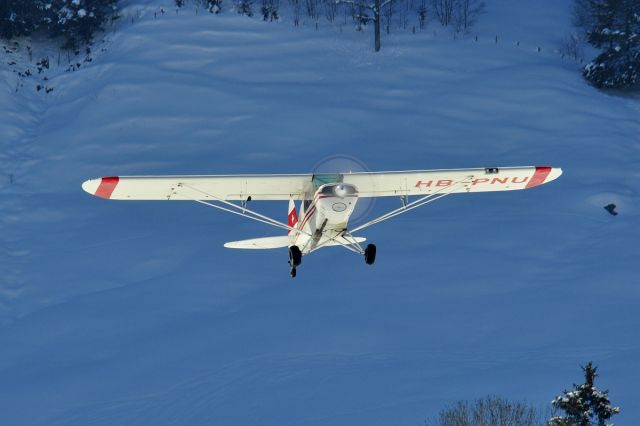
311,231 -> 366,255
350,176 -> 474,233
335,232 -> 366,255
175,183 -> 312,237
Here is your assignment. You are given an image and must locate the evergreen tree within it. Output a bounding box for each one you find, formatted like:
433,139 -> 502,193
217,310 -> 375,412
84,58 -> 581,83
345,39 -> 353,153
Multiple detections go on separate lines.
583,0 -> 640,89
236,0 -> 254,16
261,0 -> 279,21
549,362 -> 620,426
1,0 -> 118,48
0,1 -> 45,39
49,0 -> 118,49
206,0 -> 223,14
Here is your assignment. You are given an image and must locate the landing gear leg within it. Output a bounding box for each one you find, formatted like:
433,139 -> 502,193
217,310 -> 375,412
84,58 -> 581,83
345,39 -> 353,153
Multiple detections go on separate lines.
364,244 -> 376,265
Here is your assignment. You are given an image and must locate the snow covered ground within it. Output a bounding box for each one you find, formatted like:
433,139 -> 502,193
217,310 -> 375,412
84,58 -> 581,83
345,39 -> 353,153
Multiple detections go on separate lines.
1,1 -> 639,424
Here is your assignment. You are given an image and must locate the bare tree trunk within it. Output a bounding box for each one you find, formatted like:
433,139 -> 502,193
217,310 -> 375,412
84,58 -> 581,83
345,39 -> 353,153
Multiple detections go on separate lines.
374,0 -> 381,51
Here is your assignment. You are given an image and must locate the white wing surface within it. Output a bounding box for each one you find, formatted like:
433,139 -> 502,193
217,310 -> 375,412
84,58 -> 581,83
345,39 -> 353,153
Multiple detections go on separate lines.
82,166 -> 561,201
81,174 -> 311,201
343,166 -> 562,197
224,236 -> 291,249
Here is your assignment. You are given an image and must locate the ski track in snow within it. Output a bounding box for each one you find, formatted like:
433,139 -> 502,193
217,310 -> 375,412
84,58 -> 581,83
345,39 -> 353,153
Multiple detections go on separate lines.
1,0 -> 639,424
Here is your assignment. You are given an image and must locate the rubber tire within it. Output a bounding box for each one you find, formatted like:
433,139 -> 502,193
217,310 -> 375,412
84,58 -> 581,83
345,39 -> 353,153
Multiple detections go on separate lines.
364,244 -> 376,265
290,268 -> 297,278
289,245 -> 302,267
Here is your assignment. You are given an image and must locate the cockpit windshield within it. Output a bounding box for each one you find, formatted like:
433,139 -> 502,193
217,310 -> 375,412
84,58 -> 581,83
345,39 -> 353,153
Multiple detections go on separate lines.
312,174 -> 343,190
319,183 -> 358,196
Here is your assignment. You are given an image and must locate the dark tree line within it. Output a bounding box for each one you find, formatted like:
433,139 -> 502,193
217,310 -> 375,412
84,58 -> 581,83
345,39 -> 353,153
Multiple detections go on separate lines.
0,0 -> 119,48
175,0 -> 484,51
575,0 -> 640,89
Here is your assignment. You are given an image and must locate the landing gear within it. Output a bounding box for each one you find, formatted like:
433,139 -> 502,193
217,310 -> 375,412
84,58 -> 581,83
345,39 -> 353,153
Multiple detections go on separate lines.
364,244 -> 376,265
289,246 -> 302,266
288,245 -> 302,278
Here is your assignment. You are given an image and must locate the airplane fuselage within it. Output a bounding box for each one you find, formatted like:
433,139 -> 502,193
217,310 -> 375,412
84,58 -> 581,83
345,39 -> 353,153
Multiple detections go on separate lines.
291,183 -> 359,254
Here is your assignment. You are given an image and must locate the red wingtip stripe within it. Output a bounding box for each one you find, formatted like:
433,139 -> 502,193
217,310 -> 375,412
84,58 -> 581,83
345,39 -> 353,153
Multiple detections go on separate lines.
525,166 -> 552,189
95,177 -> 119,199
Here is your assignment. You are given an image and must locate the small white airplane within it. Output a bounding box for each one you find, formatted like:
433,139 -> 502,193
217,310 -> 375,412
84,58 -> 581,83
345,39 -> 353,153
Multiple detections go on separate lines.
82,165 -> 562,277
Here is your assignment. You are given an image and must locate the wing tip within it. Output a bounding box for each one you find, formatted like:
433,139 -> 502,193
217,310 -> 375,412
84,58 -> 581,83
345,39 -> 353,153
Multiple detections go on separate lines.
525,166 -> 562,189
82,178 -> 99,195
542,166 -> 562,183
82,176 -> 120,199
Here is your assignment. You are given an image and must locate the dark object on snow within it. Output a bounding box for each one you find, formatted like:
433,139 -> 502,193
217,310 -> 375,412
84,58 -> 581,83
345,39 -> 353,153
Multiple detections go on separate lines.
604,203 -> 618,216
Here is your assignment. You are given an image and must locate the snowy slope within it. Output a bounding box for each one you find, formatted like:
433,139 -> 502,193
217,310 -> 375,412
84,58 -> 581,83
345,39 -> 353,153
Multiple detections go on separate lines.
1,0 -> 639,424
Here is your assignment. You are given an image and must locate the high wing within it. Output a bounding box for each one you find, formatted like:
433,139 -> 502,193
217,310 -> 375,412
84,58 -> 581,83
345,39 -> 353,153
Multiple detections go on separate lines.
81,166 -> 561,200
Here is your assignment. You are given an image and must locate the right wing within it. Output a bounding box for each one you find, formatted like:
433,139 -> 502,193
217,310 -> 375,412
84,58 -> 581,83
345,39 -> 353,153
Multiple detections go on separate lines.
82,174 -> 313,201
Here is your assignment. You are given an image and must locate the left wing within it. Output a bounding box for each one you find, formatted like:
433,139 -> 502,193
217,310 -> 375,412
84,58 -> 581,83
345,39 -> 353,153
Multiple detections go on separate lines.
342,166 -> 562,197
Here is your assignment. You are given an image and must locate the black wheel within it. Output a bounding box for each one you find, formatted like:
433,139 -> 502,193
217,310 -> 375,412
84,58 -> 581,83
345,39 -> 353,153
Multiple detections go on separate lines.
289,245 -> 302,267
290,267 -> 297,278
364,244 -> 376,265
